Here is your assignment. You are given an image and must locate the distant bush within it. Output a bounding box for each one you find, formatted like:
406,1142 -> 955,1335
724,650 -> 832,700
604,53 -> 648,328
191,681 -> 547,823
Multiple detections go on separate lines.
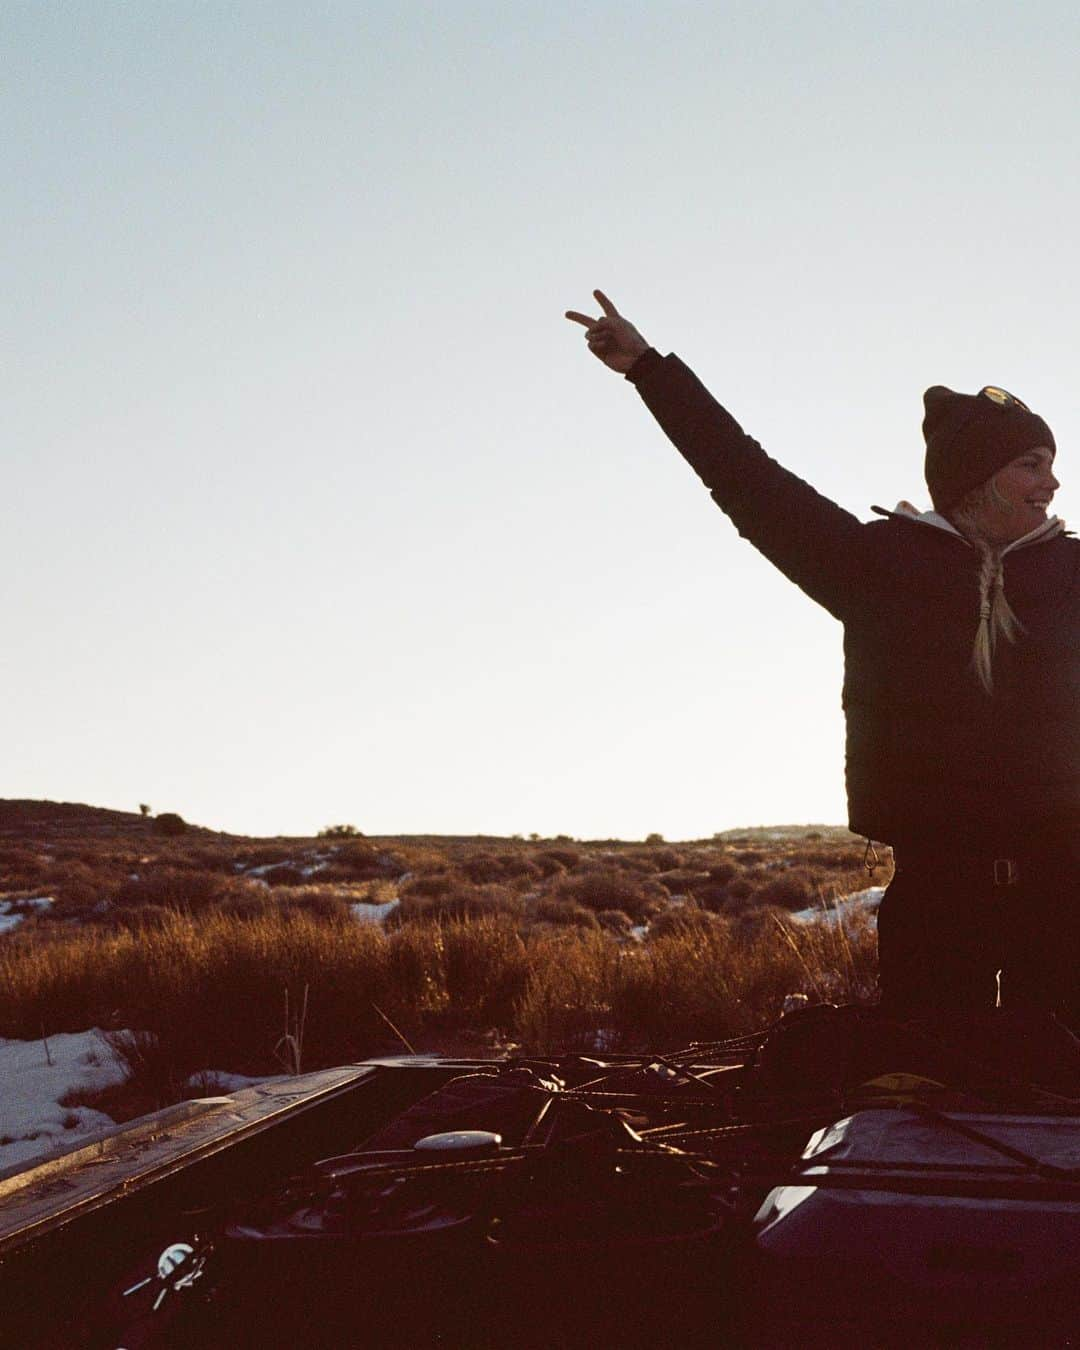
596,909 -> 634,936
0,846 -> 47,887
153,813 -> 188,837
215,889 -> 278,923
552,866 -> 667,923
394,883 -> 525,926
601,853 -> 655,875
752,868 -> 817,912
458,853 -> 543,887
260,863 -> 306,887
533,897 -> 601,930
279,887 -> 352,923
706,860 -> 740,885
654,868 -> 709,895
531,847 -> 581,874
41,860 -> 105,911
724,871 -> 760,903
318,841 -> 403,882
639,846 -> 684,872
399,871 -> 457,901
113,868 -> 250,914
647,903 -> 725,941
318,824 -> 363,838
691,882 -> 732,913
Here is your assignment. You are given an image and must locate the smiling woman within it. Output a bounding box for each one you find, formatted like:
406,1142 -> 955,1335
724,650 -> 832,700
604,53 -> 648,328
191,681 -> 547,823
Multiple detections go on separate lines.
566,289 -> 1080,1026
954,444 -> 1059,544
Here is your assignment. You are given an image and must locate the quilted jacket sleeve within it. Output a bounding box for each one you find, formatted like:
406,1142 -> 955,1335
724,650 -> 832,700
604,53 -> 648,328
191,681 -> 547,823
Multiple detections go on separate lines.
627,349 -> 873,621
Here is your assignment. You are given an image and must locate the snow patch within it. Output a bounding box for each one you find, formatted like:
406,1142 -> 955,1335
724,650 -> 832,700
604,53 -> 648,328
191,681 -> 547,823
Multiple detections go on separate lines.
351,899 -> 400,926
0,1030 -> 128,1169
0,896 -> 54,935
790,885 -> 885,926
0,1032 -> 286,1175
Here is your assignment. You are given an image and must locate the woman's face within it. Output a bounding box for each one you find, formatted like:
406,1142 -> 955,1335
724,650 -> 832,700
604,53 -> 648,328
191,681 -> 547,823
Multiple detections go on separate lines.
973,446 -> 1059,544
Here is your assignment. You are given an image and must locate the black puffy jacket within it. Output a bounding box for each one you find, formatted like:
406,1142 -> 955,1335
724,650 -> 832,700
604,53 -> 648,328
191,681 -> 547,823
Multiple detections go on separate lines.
627,350 -> 1080,852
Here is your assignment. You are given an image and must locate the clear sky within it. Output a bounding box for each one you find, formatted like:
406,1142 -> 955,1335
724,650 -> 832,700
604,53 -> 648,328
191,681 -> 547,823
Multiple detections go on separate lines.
6,1 -> 1079,839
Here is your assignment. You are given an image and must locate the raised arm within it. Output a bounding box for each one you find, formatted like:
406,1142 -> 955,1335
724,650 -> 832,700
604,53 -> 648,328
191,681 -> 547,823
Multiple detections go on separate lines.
565,290 -> 873,620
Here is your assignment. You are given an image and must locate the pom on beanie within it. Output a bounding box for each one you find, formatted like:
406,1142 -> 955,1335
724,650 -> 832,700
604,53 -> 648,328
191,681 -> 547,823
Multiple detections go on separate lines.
923,386 -> 1055,514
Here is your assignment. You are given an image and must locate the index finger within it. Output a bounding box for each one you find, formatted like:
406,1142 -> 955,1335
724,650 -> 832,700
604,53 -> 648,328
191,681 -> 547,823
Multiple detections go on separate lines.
593,289 -> 621,318
564,310 -> 598,328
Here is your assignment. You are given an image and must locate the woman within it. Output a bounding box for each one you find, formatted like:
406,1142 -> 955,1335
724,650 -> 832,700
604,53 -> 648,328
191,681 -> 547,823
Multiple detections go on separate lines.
566,290 -> 1080,1022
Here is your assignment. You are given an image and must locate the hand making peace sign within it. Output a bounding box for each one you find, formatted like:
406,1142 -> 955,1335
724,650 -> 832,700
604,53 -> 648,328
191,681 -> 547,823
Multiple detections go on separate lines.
565,290 -> 650,374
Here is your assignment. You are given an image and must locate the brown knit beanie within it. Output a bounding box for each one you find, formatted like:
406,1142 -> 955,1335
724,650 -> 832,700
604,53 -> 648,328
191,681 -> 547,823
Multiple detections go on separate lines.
923,386 -> 1055,514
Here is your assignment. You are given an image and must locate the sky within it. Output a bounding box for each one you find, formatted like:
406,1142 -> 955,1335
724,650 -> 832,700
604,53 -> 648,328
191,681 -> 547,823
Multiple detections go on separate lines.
6,1 -> 1080,840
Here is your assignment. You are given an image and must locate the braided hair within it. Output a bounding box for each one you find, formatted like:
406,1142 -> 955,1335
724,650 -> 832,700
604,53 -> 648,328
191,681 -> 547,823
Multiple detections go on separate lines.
948,475 -> 1024,695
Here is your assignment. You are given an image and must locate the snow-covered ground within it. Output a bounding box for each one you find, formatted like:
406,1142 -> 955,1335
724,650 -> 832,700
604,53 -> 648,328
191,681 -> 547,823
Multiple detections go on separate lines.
0,895 -> 54,934
790,885 -> 885,926
0,1030 -> 129,1169
0,1031 -> 275,1174
351,898 -> 400,925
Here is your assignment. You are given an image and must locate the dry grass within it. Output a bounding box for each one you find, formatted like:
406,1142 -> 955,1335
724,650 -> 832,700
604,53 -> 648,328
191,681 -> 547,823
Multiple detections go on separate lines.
0,812 -> 886,1112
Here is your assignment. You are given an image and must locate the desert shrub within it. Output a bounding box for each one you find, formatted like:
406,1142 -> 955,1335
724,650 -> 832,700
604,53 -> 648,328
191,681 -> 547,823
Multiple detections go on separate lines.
655,868 -> 709,895
215,888 -> 278,922
607,915 -> 824,1046
394,883 -> 524,926
233,845 -> 305,870
181,845 -> 238,872
109,903 -> 177,932
752,868 -> 817,912
459,853 -> 542,887
765,907 -> 879,1007
646,903 -> 725,941
690,882 -> 731,913
439,918 -> 531,1027
12,908 -> 409,1074
706,860 -> 740,885
95,1029 -> 194,1116
600,853 -> 654,875
636,846 -> 684,872
113,868 -> 250,914
153,813 -> 188,837
36,859 -> 105,911
791,847 -> 858,869
318,824 -> 363,838
261,863 -> 306,887
0,846 -> 47,888
724,870 -> 760,903
514,930 -> 619,1053
532,847 -> 581,872
533,897 -> 601,930
734,849 -> 765,865
553,866 -> 667,923
596,909 -> 634,935
528,852 -> 569,879
399,871 -> 457,901
279,888 -> 352,923
324,840 -> 405,881
386,924 -> 444,1019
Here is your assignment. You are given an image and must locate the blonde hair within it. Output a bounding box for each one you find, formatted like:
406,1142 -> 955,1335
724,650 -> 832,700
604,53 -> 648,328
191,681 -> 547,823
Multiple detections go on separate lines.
947,474 -> 1024,695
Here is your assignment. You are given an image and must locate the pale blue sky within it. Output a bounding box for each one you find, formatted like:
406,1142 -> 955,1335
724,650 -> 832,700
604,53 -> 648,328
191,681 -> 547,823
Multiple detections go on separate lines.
5,1 -> 1079,837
